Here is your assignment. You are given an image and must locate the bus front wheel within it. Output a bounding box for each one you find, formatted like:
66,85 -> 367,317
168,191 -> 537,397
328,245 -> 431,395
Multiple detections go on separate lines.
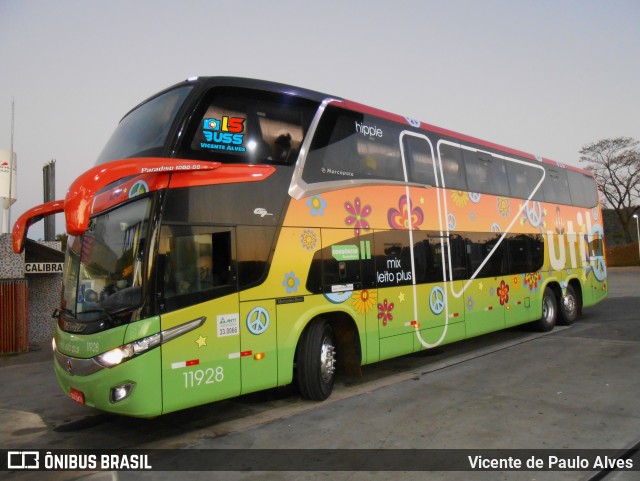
535,287 -> 557,332
296,319 -> 336,401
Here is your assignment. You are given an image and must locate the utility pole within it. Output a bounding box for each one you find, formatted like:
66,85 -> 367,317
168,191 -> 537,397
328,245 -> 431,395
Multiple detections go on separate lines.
43,159 -> 56,241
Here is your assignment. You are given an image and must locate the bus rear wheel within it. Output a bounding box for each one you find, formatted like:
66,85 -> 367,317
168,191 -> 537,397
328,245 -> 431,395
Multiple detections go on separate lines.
296,319 -> 336,401
558,284 -> 579,325
534,287 -> 557,332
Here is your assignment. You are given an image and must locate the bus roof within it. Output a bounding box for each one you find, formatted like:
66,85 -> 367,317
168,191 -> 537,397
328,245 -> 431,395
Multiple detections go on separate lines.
131,76 -> 592,176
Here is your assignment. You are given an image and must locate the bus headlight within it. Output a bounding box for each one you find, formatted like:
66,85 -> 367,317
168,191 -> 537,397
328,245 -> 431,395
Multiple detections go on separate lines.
94,317 -> 204,368
96,345 -> 135,367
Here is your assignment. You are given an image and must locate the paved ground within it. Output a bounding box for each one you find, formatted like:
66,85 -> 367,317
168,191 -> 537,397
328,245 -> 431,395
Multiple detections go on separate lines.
1,267 -> 638,480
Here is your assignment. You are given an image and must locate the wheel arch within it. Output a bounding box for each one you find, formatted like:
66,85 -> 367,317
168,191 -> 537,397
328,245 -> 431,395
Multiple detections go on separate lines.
294,310 -> 363,381
543,279 -> 563,305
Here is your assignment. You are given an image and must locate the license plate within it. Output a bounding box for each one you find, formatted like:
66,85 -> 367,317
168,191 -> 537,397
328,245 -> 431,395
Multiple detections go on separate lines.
70,388 -> 85,405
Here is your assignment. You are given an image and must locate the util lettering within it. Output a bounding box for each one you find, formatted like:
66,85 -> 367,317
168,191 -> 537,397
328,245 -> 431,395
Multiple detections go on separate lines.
547,210 -> 602,270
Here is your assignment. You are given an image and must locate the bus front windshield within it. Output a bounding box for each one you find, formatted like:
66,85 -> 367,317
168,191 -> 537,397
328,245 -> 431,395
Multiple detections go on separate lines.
62,197 -> 152,320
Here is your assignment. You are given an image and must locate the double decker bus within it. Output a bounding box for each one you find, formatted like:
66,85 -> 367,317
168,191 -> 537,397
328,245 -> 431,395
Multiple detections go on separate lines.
13,77 -> 607,417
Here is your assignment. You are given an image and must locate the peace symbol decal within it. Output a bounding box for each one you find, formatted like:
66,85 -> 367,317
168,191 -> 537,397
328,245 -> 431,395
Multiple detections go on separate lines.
128,180 -> 149,199
468,192 -> 481,204
526,201 -> 543,227
246,307 -> 270,335
429,286 -> 446,315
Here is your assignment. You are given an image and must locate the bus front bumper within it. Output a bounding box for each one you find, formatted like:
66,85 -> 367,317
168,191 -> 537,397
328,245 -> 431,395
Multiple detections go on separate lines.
53,343 -> 163,418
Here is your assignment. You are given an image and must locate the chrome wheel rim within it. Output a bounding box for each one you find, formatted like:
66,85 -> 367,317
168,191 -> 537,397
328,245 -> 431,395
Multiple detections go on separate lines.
563,294 -> 576,318
320,336 -> 336,383
543,295 -> 555,323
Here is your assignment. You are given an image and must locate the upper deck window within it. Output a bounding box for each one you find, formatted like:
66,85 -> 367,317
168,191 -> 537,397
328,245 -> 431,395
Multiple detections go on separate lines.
183,87 -> 318,165
567,170 -> 599,208
463,150 -> 510,197
302,105 -> 405,184
543,168 -> 573,205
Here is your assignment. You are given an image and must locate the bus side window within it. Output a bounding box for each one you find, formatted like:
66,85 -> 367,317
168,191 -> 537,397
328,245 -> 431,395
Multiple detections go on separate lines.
464,150 -> 510,197
567,170 -> 598,208
304,105 -> 405,184
158,227 -> 236,313
506,234 -> 532,274
447,234 -> 468,281
403,135 -> 436,186
505,160 -> 545,201
438,143 -> 467,191
543,168 -> 573,205
466,233 -> 506,279
413,232 -> 445,284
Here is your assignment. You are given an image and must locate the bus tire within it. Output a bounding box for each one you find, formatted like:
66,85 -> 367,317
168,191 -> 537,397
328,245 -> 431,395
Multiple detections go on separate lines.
296,319 -> 336,401
534,287 -> 557,332
558,284 -> 579,325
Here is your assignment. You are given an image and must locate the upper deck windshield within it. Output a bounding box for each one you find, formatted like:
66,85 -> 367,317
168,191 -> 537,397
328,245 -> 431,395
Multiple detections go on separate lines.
96,85 -> 194,164
62,197 -> 152,320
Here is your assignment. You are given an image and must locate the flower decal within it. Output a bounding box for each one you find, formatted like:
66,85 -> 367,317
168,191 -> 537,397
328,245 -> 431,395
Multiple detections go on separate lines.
466,296 -> 475,311
523,272 -> 542,292
307,195 -> 326,216
388,195 -> 424,230
300,229 -> 318,250
497,280 -> 510,306
344,197 -> 372,236
512,275 -> 521,291
352,289 -> 377,314
378,298 -> 395,326
451,190 -> 469,207
497,196 -> 510,218
282,272 -> 300,294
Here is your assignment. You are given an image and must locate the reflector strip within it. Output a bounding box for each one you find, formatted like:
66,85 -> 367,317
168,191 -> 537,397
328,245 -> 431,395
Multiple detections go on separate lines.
228,351 -> 253,359
171,359 -> 200,369
485,306 -> 493,311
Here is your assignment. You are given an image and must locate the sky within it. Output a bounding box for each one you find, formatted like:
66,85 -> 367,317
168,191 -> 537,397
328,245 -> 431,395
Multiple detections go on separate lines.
0,0 -> 639,240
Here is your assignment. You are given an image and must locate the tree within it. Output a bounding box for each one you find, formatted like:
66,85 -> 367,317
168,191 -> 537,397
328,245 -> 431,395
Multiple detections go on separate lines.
579,137 -> 640,243
55,233 -> 68,251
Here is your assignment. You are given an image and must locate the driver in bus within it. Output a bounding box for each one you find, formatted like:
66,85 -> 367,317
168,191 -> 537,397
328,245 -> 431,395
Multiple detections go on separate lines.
100,275 -> 128,301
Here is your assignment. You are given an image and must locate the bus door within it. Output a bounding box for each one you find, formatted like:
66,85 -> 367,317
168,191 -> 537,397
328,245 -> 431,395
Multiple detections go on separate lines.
400,133 -> 465,351
157,227 -> 242,413
239,299 -> 277,394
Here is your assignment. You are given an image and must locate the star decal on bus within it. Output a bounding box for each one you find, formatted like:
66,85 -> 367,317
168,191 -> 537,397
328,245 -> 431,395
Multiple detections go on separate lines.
195,335 -> 207,348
